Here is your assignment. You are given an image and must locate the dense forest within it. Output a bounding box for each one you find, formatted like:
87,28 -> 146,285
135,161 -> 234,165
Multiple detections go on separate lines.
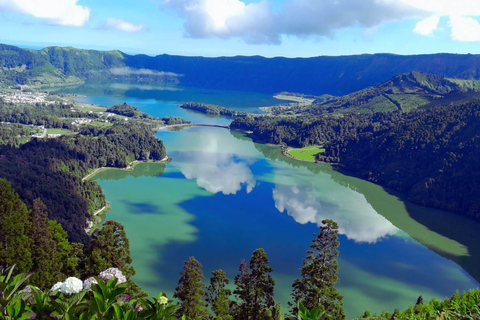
4,43 -> 480,94
0,123 -> 166,244
180,102 -> 245,117
268,71 -> 480,115
107,102 -> 191,125
231,95 -> 480,219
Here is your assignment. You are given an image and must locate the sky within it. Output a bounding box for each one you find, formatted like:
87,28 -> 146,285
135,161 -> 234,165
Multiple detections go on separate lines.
1,0 -> 480,57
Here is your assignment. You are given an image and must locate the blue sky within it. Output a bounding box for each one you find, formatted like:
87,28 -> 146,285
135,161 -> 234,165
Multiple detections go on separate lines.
1,0 -> 480,57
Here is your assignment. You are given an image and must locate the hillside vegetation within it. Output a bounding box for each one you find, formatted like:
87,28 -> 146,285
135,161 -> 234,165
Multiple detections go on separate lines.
231,74 -> 480,219
4,44 -> 480,94
265,71 -> 480,115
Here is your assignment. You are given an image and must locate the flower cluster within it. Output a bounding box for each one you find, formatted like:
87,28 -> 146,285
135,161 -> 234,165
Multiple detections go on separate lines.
50,268 -> 127,294
99,268 -> 127,284
82,277 -> 98,290
50,277 -> 83,295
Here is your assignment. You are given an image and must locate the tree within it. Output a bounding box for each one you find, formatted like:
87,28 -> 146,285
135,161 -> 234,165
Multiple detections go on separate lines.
28,199 -> 66,288
291,219 -> 344,319
207,269 -> 233,320
0,179 -> 32,272
84,220 -> 135,278
173,257 -> 208,320
234,248 -> 275,320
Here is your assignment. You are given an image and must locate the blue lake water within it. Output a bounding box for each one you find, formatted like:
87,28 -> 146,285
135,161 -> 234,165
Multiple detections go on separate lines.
60,82 -> 480,319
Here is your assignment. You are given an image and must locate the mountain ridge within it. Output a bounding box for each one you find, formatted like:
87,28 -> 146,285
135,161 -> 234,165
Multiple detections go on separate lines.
2,43 -> 480,95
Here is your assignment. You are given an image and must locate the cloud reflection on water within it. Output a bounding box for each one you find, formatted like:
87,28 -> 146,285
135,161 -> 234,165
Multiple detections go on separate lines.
180,152 -> 256,195
273,184 -> 398,243
172,131 -> 257,195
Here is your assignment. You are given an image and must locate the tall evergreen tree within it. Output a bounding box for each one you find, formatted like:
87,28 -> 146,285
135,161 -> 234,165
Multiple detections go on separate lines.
174,257 -> 208,320
207,269 -> 233,320
84,220 -> 135,277
234,248 -> 275,320
49,220 -> 83,279
0,179 -> 32,272
27,199 -> 83,288
28,199 -> 65,288
291,219 -> 344,319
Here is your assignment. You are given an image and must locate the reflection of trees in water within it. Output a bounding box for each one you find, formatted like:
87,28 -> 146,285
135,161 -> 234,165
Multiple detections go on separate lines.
247,133 -> 480,283
94,162 -> 166,181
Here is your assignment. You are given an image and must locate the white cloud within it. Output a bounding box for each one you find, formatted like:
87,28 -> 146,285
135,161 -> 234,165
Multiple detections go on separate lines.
449,15 -> 480,41
0,0 -> 90,26
102,18 -> 146,33
163,0 -> 420,44
164,0 -> 480,43
272,184 -> 398,243
414,15 -> 439,35
400,0 -> 480,40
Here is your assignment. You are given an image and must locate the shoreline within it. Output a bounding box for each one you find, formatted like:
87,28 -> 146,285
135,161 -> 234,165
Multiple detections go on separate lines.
82,156 -> 169,233
82,156 -> 170,181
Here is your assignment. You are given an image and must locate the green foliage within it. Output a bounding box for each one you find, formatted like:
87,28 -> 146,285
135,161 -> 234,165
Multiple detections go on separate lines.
232,96 -> 480,219
0,179 -> 32,272
234,248 -> 276,320
84,220 -> 135,279
0,123 -> 39,147
180,103 -> 245,117
356,289 -> 480,320
28,199 -> 82,288
296,302 -> 328,320
174,257 -> 209,320
291,220 -> 344,320
107,102 -> 152,118
207,270 -> 233,320
0,122 -> 165,244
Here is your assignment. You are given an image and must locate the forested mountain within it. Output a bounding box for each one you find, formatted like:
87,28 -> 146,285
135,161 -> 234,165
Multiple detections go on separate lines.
0,123 -> 166,244
274,71 -> 480,115
231,94 -> 480,219
3,43 -> 480,94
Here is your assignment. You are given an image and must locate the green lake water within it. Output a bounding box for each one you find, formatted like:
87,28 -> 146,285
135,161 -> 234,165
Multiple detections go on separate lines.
62,82 -> 480,319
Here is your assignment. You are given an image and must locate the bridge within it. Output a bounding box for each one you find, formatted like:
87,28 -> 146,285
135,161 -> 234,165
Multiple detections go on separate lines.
157,123 -> 230,130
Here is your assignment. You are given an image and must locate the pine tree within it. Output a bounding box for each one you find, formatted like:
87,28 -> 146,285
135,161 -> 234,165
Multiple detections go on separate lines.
291,219 -> 345,319
28,199 -> 65,288
174,257 -> 208,320
49,220 -> 83,279
234,248 -> 275,320
84,220 -> 135,278
24,198 -> 82,289
0,179 -> 32,272
207,269 -> 233,320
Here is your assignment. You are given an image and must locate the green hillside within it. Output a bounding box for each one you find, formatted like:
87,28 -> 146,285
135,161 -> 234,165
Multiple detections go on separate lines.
273,71 -> 480,115
4,44 -> 480,94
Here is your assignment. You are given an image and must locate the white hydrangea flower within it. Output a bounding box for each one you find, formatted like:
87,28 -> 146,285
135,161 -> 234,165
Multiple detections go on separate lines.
51,282 -> 63,291
83,277 -> 98,290
60,277 -> 83,295
159,296 -> 168,305
98,268 -> 127,284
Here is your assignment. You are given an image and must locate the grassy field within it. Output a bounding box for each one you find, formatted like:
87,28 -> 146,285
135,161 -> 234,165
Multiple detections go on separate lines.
46,128 -> 74,135
89,121 -> 113,128
78,104 -> 108,112
287,145 -> 325,162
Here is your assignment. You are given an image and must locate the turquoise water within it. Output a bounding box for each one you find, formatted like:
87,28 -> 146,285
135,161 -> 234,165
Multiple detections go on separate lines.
63,82 -> 480,319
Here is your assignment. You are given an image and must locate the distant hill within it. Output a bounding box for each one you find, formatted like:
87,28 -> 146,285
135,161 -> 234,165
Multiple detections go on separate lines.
3,43 -> 480,94
289,71 -> 480,114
